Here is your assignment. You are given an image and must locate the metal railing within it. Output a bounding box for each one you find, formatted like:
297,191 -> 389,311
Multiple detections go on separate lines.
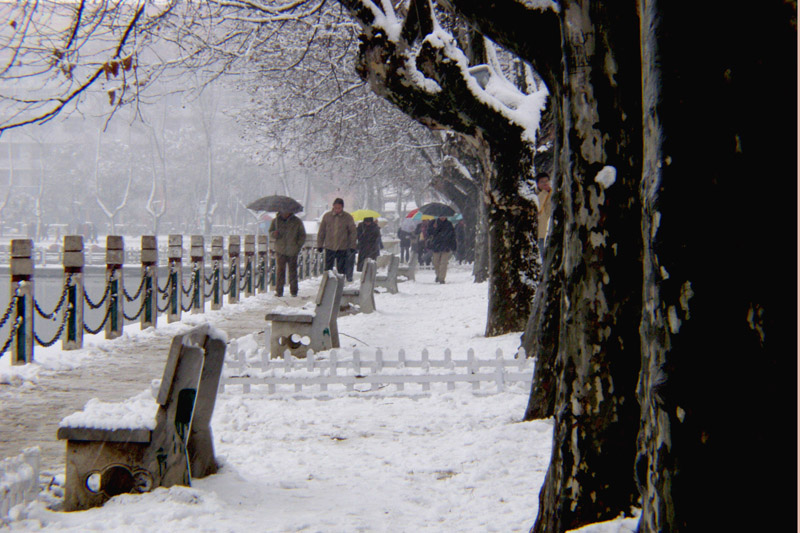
0,235 -> 326,365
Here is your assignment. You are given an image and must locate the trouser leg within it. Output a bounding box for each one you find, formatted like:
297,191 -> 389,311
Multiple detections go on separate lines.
432,252 -> 442,281
333,250 -> 347,277
439,251 -> 451,281
325,249 -> 336,271
275,254 -> 287,295
287,254 -> 299,296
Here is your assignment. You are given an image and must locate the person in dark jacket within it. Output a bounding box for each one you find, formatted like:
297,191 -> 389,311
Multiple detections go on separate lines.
428,215 -> 457,283
356,217 -> 382,272
398,227 -> 412,263
269,211 -> 307,296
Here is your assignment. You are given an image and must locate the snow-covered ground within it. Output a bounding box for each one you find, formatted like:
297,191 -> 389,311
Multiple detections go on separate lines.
1,264 -> 638,532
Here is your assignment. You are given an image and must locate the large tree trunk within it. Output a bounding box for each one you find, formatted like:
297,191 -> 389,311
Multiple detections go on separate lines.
635,2 -> 796,531
532,2 -> 644,530
340,0 -> 542,335
475,134 -> 539,336
521,186 -> 563,420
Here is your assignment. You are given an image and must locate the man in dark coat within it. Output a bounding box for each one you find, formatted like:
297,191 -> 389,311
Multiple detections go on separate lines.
397,227 -> 412,263
269,211 -> 307,297
428,215 -> 458,283
356,217 -> 382,272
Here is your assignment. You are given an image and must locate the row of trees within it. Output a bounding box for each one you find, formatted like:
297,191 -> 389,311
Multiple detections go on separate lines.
1,1 -> 794,531
0,1 -> 449,239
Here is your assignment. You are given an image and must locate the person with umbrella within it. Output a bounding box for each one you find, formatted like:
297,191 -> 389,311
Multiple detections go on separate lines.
356,217 -> 382,272
316,198 -> 357,281
269,210 -> 307,297
428,214 -> 458,284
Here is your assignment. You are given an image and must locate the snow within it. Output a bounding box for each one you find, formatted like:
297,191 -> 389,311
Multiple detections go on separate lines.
58,388 -> 158,431
594,165 -> 617,189
1,265 -> 637,532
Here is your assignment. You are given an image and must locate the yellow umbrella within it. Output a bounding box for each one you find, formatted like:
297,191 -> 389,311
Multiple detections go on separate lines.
351,209 -> 382,222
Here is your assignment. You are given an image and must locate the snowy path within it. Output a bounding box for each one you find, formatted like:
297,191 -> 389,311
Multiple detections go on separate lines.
0,289 -> 312,473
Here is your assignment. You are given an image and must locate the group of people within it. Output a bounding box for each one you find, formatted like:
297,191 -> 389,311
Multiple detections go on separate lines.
269,198 -> 385,297
270,197 -> 462,296
270,173 -> 552,296
398,217 -> 458,283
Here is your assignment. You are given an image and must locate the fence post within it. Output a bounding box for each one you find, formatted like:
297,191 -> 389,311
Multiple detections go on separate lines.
257,235 -> 268,293
243,234 -> 255,297
210,236 -> 223,310
190,235 -> 205,314
10,239 -> 33,365
268,249 -> 276,291
228,235 -> 240,304
140,236 -> 158,329
104,235 -> 124,339
62,235 -> 84,350
167,234 -> 182,323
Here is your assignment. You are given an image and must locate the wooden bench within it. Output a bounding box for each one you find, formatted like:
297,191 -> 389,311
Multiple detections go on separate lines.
397,250 -> 418,282
56,324 -> 227,511
266,270 -> 343,358
375,254 -> 400,294
341,259 -> 377,314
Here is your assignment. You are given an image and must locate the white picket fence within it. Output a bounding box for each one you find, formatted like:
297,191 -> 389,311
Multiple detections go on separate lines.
0,447 -> 40,523
221,346 -> 534,396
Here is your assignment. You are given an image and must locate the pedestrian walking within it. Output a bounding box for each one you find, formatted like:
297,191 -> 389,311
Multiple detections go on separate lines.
398,227 -> 412,263
316,198 -> 357,281
428,215 -> 457,283
269,211 -> 307,297
356,217 -> 382,272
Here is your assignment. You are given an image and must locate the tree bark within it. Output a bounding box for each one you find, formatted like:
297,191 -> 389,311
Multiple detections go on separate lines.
339,0 -> 542,335
635,2 -> 796,531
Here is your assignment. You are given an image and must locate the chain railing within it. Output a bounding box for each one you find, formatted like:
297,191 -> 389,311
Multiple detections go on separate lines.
0,293 -> 19,357
1,235 -> 325,364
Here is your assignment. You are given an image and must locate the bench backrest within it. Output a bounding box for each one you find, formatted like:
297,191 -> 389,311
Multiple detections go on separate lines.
144,337 -> 205,488
147,323 -> 225,485
387,254 -> 399,278
328,271 -> 344,348
398,250 -> 418,281
359,259 -> 377,313
309,270 -> 340,351
315,269 -> 330,305
376,254 -> 400,294
180,324 -> 227,478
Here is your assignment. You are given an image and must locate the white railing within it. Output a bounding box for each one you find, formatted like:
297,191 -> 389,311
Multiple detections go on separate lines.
221,346 -> 534,395
0,447 -> 40,523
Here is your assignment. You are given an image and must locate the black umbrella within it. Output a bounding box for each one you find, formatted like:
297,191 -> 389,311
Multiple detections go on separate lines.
246,195 -> 303,213
418,202 -> 456,217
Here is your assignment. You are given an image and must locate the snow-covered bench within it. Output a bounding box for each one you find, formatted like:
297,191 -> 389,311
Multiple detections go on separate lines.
397,250 -> 417,282
56,324 -> 227,511
375,254 -> 400,294
341,259 -> 377,314
266,270 -> 343,358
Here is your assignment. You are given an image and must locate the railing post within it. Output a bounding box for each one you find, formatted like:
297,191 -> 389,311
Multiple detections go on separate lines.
210,236 -> 223,310
257,235 -> 268,293
268,250 -> 276,291
167,234 -> 182,323
62,235 -> 84,350
243,234 -> 255,297
228,235 -> 240,304
190,235 -> 205,314
104,235 -> 124,340
10,239 -> 33,365
140,236 -> 157,329
298,248 -> 306,281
